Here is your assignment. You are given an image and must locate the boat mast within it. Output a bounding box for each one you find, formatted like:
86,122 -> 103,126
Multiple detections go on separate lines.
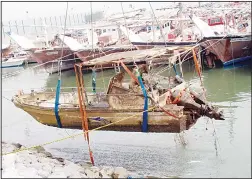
90,2 -> 94,54
177,2 -> 183,37
151,13 -> 155,41
42,19 -> 49,48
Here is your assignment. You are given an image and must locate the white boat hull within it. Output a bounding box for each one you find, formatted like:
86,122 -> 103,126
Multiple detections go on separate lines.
1,58 -> 25,68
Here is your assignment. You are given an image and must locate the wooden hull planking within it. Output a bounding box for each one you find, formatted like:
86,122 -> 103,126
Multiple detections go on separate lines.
13,96 -> 193,133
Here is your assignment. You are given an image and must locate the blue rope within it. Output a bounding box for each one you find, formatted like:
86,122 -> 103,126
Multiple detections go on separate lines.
54,79 -> 62,128
137,74 -> 148,132
92,69 -> 96,93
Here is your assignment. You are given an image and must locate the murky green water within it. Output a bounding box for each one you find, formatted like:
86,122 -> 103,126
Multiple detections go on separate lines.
2,62 -> 251,177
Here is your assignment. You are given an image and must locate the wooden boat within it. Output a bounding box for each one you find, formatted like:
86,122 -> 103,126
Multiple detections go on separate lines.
200,35 -> 252,67
191,15 -> 252,67
5,32 -> 78,74
12,59 -> 224,133
57,35 -> 136,64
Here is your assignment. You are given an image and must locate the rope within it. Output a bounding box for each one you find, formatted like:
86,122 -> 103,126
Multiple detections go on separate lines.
119,60 -> 140,85
75,64 -> 95,165
100,65 -> 106,91
136,69 -> 148,132
1,106 -> 156,156
54,79 -> 63,128
58,2 -> 69,78
192,48 -> 207,100
120,2 -> 134,51
54,2 -> 69,128
159,106 -> 179,119
149,2 -> 167,46
2,96 -> 12,102
155,44 -> 200,75
155,34 -> 228,76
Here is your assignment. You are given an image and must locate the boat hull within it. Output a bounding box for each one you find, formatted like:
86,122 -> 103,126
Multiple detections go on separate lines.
76,47 -> 135,62
1,58 -> 24,68
200,35 -> 252,66
43,58 -> 81,74
26,55 -> 37,64
29,47 -> 76,73
131,41 -> 197,50
13,99 -> 192,133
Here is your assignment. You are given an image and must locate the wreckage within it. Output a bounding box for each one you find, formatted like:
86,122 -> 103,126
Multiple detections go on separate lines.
12,48 -> 224,133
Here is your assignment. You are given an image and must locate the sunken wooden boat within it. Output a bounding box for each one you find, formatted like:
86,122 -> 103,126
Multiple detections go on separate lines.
12,64 -> 224,133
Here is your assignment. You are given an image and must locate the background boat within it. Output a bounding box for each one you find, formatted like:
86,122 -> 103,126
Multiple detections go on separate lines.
1,57 -> 25,68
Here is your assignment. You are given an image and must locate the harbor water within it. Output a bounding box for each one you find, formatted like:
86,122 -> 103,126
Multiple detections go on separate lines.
2,63 -> 251,177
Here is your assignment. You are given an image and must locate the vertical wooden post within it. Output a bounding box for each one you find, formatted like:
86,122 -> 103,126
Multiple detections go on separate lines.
15,20 -> 19,34
40,17 -> 43,31
22,20 -> 25,34
44,17 -> 47,26
8,21 -> 11,33
59,16 -> 62,26
72,14 -> 76,24
77,14 -> 80,24
55,16 -> 58,27
69,15 -> 71,26
50,16 -> 53,30
34,18 -> 37,35
90,2 -> 93,51
84,13 -> 87,23
81,13 -> 84,23
151,14 -> 155,41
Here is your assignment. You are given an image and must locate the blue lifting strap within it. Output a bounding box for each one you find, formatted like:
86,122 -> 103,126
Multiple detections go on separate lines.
54,79 -> 62,128
137,72 -> 148,132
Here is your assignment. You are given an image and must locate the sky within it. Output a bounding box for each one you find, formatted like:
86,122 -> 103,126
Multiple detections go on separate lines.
1,1 -> 204,22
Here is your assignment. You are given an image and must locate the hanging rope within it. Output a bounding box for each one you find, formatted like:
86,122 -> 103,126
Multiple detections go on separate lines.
54,2 -> 69,128
155,35 -> 228,76
120,2 -> 134,51
54,79 -> 62,128
119,59 -> 140,85
74,64 -> 95,166
136,69 -> 149,132
149,2 -> 167,46
100,65 -> 106,91
192,48 -> 207,100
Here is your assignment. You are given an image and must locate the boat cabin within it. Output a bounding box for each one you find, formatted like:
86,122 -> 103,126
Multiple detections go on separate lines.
207,16 -> 224,26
